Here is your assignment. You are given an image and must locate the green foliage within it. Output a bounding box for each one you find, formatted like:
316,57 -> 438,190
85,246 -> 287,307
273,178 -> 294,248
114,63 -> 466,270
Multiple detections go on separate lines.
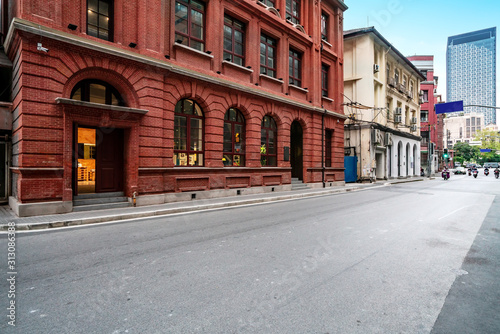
474,129 -> 500,150
454,156 -> 465,165
453,142 -> 480,162
477,152 -> 500,164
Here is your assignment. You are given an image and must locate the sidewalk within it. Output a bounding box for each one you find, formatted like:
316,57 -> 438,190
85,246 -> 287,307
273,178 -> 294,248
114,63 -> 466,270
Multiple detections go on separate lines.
0,177 -> 427,231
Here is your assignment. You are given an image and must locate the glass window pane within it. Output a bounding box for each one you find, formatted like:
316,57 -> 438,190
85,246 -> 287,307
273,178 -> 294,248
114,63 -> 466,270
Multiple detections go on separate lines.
183,99 -> 193,114
223,154 -> 232,166
88,12 -> 98,25
235,30 -> 243,43
71,87 -> 82,101
99,0 -> 109,15
194,103 -> 203,116
175,3 -> 188,33
191,23 -> 203,40
99,15 -> 109,29
191,0 -> 205,11
234,56 -> 243,66
99,28 -> 109,41
179,138 -> 187,151
111,93 -> 119,106
224,38 -> 232,52
235,43 -> 243,56
197,154 -> 203,166
223,52 -> 232,62
88,25 -> 98,37
89,84 -> 106,104
191,40 -> 204,52
88,0 -> 98,12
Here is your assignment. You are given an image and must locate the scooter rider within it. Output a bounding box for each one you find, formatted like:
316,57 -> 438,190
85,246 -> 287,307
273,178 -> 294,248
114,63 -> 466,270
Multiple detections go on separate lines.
494,167 -> 499,178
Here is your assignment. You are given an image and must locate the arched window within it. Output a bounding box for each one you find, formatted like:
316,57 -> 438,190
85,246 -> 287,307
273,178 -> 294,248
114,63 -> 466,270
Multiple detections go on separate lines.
261,115 -> 277,166
174,99 -> 204,166
70,80 -> 125,106
223,108 -> 245,167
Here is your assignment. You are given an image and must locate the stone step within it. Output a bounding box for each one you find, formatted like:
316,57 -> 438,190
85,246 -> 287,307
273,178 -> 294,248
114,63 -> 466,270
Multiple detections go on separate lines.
73,196 -> 129,207
72,201 -> 131,212
74,191 -> 125,200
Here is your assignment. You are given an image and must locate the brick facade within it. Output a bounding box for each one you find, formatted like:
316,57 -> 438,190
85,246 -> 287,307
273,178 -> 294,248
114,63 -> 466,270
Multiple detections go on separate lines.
4,0 -> 347,216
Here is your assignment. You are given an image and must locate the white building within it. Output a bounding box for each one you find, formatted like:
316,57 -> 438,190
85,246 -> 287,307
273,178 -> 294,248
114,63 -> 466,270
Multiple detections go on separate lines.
344,27 -> 425,181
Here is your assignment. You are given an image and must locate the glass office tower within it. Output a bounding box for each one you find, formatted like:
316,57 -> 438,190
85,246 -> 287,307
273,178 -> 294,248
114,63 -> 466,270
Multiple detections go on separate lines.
446,27 -> 496,125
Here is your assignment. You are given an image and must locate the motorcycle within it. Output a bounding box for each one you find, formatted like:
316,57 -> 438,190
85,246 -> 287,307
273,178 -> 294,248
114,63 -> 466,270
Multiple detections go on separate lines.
495,170 -> 499,179
473,169 -> 478,178
484,168 -> 489,176
442,169 -> 450,181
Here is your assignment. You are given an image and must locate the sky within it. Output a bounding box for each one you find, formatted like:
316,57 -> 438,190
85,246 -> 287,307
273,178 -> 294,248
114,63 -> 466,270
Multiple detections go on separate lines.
343,0 -> 499,106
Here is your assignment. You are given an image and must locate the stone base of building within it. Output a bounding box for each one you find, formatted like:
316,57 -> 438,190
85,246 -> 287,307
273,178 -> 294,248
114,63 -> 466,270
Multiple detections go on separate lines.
136,184 -> 294,206
10,197 -> 73,217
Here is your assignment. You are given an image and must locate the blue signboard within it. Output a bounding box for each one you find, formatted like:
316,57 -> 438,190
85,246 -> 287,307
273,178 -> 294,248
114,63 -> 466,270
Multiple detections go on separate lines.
480,149 -> 491,153
435,101 -> 463,114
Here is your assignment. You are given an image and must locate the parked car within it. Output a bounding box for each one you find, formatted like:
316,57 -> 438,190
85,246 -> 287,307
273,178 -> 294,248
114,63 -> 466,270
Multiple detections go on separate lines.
454,167 -> 467,174
483,162 -> 499,169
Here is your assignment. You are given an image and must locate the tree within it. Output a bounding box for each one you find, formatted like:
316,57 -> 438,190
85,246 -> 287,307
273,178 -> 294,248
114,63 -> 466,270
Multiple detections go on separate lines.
477,152 -> 500,164
453,141 -> 480,163
474,129 -> 500,150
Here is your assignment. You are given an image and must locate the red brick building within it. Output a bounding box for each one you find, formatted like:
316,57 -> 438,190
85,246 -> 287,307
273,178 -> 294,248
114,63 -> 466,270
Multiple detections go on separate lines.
1,0 -> 347,216
407,55 -> 442,172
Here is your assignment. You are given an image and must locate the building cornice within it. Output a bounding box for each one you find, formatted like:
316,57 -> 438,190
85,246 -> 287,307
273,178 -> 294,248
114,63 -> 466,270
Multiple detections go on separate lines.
344,27 -> 426,81
5,18 -> 347,120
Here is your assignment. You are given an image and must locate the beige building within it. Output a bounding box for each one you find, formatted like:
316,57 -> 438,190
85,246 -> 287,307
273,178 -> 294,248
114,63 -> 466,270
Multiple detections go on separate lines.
444,113 -> 485,147
343,27 -> 425,181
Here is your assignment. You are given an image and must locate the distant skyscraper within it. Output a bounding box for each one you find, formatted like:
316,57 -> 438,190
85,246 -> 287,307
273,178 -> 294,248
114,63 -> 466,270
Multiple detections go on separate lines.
446,27 -> 496,125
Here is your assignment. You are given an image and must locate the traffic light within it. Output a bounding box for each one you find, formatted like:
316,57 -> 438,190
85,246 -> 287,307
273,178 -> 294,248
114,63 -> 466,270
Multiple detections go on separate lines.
443,149 -> 449,159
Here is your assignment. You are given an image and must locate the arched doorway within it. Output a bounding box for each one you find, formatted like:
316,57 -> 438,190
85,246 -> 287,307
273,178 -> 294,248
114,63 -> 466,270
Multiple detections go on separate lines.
413,144 -> 418,176
71,80 -> 125,195
290,121 -> 303,180
397,141 -> 403,177
406,143 -> 411,177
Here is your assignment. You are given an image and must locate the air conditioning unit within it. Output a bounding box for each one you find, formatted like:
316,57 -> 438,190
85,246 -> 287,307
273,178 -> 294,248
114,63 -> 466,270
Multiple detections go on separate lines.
394,107 -> 402,115
373,64 -> 380,73
410,125 -> 417,132
385,133 -> 393,146
411,117 -> 417,124
394,115 -> 402,123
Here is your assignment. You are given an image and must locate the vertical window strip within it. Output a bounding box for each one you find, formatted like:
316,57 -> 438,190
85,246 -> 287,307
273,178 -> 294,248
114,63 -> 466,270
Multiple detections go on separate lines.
174,99 -> 204,166
87,0 -> 112,41
321,12 -> 328,41
321,64 -> 329,97
223,15 -> 245,66
175,0 -> 205,51
289,49 -> 302,87
260,34 -> 277,78
286,0 -> 301,24
223,108 -> 245,166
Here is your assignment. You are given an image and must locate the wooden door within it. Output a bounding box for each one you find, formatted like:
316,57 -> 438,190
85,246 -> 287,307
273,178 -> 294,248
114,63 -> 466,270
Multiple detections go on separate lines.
95,128 -> 124,193
290,121 -> 303,180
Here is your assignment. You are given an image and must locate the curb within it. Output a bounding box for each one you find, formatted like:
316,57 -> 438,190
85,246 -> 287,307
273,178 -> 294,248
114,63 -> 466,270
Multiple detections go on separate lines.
3,186 -> 365,232
1,178 -> 424,232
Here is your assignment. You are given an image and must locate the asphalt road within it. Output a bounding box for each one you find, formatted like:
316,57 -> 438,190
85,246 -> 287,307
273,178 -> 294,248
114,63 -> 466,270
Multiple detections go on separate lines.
1,173 -> 499,333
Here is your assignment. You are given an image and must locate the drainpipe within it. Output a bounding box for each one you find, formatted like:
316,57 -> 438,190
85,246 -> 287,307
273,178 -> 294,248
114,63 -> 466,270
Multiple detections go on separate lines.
322,109 -> 326,187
